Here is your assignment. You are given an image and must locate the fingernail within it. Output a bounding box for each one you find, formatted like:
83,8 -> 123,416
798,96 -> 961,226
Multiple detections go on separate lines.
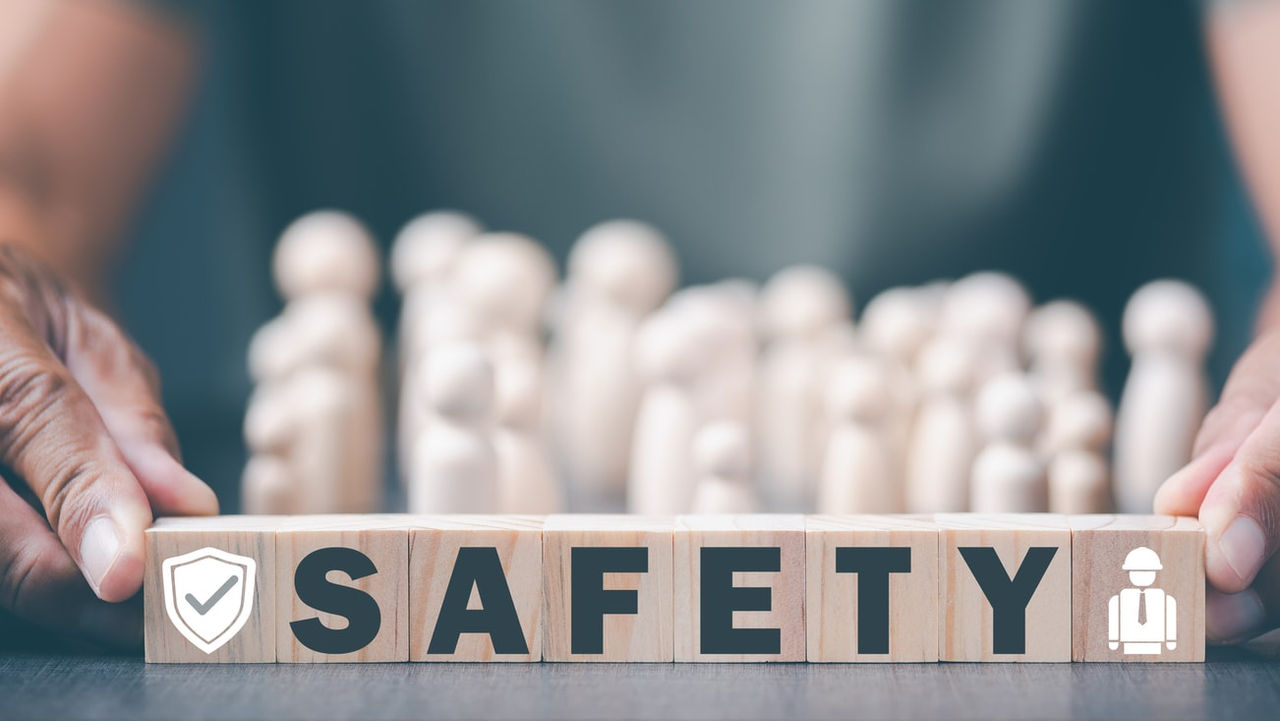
1218,516 -> 1268,585
1206,588 -> 1266,643
79,516 -> 122,595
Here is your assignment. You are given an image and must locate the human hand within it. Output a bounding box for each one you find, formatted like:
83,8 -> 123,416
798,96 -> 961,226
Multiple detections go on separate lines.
1155,329 -> 1280,644
0,242 -> 217,647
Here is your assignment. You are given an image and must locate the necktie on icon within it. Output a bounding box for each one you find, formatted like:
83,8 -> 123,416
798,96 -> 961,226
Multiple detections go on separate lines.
1137,589 -> 1146,625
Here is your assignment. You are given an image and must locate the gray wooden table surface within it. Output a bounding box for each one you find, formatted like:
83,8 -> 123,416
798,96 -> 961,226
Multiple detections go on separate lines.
0,648 -> 1276,721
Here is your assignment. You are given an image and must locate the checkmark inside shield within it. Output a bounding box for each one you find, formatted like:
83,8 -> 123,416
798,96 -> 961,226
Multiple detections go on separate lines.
185,575 -> 239,615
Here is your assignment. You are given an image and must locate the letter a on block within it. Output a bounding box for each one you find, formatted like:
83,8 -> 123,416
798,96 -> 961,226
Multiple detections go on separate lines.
937,514 -> 1072,662
410,515 -> 543,662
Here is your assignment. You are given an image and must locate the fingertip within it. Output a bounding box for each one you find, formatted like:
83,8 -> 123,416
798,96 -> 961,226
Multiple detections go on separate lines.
1152,473 -> 1187,516
119,440 -> 219,516
1207,514 -> 1269,593
1154,443 -> 1237,516
77,514 -> 146,603
95,546 -> 144,604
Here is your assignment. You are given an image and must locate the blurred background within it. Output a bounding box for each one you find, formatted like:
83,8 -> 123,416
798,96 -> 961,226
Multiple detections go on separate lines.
98,0 -> 1268,510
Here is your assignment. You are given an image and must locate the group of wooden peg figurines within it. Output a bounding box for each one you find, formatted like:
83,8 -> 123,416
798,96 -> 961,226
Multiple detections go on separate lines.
241,210 -> 1214,520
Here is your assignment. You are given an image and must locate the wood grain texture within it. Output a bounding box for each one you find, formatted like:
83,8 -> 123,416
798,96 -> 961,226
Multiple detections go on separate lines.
144,516 -> 279,663
1069,514 -> 1204,662
275,515 -> 410,662
806,515 -> 939,662
409,515 -> 544,661
541,515 -> 674,662
674,514 -> 805,662
936,514 -> 1072,662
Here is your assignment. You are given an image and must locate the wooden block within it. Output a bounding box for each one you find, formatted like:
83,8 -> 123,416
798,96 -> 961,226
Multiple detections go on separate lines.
805,515 -> 939,662
1070,515 -> 1204,662
936,514 -> 1072,662
145,516 -> 278,663
275,515 -> 410,662
408,515 -> 543,661
673,514 -> 806,662
541,515 -> 674,662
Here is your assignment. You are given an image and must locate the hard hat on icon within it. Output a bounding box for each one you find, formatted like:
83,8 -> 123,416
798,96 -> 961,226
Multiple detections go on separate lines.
1121,546 -> 1162,571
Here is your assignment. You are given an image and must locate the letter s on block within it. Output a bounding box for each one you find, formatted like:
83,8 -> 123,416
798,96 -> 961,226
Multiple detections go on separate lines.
290,547 -> 383,655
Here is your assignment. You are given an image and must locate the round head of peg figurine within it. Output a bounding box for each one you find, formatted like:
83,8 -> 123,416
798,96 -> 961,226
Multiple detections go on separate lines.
692,422 -> 751,481
759,265 -> 851,343
634,309 -> 707,386
452,232 -> 557,338
285,293 -> 381,375
273,210 -> 380,301
672,280 -> 759,342
860,287 -> 935,362
493,347 -> 543,430
667,285 -> 756,358
941,271 -> 1031,346
240,454 -> 294,514
243,385 -> 296,452
422,344 -> 495,424
569,220 -> 678,312
826,356 -> 891,424
710,278 -> 759,316
390,211 -> 482,293
916,337 -> 977,396
1122,279 -> 1214,359
247,317 -> 293,383
820,319 -> 861,361
407,290 -> 485,358
975,374 -> 1044,445
1044,390 -> 1113,454
1024,300 -> 1101,369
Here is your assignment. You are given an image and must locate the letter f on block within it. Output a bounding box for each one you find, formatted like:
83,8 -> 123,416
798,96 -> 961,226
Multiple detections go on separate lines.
569,547 -> 649,655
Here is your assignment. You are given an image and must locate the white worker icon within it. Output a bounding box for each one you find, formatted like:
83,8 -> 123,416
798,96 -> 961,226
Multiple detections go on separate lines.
1107,546 -> 1176,655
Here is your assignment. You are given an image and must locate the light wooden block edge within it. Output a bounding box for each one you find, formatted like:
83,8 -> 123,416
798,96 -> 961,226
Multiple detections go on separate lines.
142,514 -> 1210,665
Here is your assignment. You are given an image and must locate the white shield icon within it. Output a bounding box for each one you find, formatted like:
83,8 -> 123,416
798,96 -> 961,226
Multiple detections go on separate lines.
162,547 -> 256,654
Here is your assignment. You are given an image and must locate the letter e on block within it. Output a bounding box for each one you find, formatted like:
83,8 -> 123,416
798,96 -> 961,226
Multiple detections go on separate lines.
674,515 -> 806,662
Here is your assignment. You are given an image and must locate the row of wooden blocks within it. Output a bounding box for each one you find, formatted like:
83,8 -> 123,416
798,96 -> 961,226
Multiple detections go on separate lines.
144,513 -> 1204,663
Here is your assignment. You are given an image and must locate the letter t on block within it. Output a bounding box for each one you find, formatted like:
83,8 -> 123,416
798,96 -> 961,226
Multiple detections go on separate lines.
937,514 -> 1072,662
805,515 -> 939,662
541,515 -> 674,662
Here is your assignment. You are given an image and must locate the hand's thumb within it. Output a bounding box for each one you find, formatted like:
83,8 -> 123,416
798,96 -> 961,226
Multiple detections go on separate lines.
1197,401 -> 1280,594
